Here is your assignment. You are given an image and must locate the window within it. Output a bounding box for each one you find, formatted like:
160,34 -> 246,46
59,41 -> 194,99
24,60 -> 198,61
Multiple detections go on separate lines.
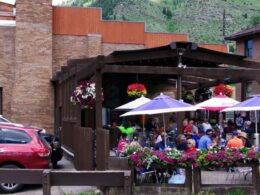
1,128 -> 31,144
245,39 -> 253,57
246,81 -> 253,98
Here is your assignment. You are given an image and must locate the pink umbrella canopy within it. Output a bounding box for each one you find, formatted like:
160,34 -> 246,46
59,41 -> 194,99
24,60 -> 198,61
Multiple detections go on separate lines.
195,94 -> 240,111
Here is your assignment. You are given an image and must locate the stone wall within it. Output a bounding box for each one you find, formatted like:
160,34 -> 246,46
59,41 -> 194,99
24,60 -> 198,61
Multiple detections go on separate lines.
12,0 -> 54,132
0,26 -> 15,119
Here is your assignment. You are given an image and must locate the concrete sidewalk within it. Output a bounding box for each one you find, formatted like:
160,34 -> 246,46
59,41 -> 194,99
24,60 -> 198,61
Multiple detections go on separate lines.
15,157 -> 98,195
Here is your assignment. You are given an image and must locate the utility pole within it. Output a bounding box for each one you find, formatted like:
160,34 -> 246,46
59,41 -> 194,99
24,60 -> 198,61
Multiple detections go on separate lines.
222,9 -> 226,43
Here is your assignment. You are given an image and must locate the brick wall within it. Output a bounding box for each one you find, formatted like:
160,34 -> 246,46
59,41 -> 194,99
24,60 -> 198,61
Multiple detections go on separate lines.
53,35 -> 145,73
0,26 -> 15,119
102,43 -> 144,56
12,0 -> 54,132
53,35 -> 89,74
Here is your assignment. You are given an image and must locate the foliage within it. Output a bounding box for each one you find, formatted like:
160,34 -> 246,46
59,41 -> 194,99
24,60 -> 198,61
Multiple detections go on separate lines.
128,148 -> 197,169
65,0 -> 260,44
182,90 -> 194,104
227,188 -> 244,195
70,81 -> 103,109
127,147 -> 260,169
213,83 -> 233,97
250,11 -> 260,26
127,83 -> 147,98
195,87 -> 212,103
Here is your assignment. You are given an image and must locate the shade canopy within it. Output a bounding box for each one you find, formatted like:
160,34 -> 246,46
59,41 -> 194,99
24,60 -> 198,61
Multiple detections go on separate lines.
121,93 -> 197,117
222,94 -> 260,112
115,96 -> 151,110
195,94 -> 239,111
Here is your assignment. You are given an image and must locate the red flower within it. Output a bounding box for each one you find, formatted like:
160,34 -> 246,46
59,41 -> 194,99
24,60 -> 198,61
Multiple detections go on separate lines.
213,83 -> 233,97
127,83 -> 147,97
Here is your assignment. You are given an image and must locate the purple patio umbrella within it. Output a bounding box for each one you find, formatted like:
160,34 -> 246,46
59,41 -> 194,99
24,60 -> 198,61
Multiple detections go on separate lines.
121,93 -> 197,147
222,94 -> 260,147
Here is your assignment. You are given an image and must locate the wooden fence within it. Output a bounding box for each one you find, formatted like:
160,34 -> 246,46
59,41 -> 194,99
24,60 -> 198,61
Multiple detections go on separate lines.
0,169 -> 131,195
193,163 -> 260,195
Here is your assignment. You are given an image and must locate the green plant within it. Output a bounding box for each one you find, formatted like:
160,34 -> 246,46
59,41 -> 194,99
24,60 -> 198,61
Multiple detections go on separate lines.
227,188 -> 244,195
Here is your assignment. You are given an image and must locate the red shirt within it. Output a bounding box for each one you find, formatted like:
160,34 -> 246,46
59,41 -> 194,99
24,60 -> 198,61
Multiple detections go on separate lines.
182,124 -> 193,134
185,148 -> 197,154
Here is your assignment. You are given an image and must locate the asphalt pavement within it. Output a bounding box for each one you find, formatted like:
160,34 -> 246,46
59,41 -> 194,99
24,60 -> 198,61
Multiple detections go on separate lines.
14,157 -> 98,195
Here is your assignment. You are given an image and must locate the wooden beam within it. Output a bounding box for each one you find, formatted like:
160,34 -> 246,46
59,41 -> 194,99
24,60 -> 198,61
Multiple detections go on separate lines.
103,50 -> 178,64
102,65 -> 260,80
183,51 -> 243,66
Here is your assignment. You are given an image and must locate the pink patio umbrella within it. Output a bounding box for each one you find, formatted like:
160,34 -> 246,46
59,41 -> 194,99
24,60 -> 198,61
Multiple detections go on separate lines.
195,94 -> 240,111
195,93 -> 240,126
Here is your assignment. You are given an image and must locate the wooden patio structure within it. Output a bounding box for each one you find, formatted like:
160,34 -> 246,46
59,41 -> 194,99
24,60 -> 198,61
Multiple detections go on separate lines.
52,41 -> 260,170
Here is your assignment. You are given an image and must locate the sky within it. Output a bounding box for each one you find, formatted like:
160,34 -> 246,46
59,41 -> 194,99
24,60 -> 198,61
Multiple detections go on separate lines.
0,0 -> 67,5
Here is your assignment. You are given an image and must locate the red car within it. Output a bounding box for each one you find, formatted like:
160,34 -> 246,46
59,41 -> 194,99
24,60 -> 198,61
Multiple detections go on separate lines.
0,124 -> 51,193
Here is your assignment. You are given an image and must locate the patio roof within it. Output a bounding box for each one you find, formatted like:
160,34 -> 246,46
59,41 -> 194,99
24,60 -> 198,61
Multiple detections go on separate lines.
225,24 -> 260,40
52,41 -> 260,90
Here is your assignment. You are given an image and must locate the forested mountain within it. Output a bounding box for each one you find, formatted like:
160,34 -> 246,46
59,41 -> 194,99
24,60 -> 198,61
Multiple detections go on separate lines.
64,0 -> 260,44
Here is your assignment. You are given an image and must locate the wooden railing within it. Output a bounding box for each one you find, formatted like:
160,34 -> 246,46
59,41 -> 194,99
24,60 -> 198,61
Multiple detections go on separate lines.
109,157 -> 260,194
0,169 -> 131,195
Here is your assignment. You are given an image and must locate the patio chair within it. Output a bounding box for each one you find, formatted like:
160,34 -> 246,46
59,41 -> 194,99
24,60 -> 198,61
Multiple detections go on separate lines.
225,167 -> 252,184
136,168 -> 159,184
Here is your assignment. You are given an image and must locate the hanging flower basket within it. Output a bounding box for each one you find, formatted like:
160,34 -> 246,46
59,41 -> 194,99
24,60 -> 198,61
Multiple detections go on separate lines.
127,83 -> 147,98
213,83 -> 233,97
70,81 -> 103,109
195,87 -> 212,103
182,90 -> 194,104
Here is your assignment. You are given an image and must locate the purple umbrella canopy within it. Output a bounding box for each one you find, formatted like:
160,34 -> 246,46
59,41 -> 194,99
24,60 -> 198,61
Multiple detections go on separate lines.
222,94 -> 260,112
121,93 -> 197,117
121,93 -> 197,148
222,94 -> 260,137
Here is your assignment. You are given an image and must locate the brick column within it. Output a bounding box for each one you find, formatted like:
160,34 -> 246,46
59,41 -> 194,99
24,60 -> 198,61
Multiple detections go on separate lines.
87,34 -> 102,57
12,0 -> 54,132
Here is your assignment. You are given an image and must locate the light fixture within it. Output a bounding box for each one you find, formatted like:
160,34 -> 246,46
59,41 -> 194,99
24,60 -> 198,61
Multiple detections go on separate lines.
177,48 -> 187,69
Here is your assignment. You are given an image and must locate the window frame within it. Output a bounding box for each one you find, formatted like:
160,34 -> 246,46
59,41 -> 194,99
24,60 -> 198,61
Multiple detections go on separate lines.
245,39 -> 253,57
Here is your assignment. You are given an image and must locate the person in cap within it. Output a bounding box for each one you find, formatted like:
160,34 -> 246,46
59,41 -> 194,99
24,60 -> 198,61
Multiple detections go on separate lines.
198,129 -> 216,150
243,121 -> 254,141
226,130 -> 243,148
238,131 -> 252,148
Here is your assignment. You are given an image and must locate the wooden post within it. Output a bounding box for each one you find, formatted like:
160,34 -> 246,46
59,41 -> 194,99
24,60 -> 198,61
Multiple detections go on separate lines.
176,75 -> 184,134
42,169 -> 51,195
193,168 -> 201,195
252,163 -> 260,194
185,168 -> 192,195
124,171 -> 131,195
95,57 -> 103,129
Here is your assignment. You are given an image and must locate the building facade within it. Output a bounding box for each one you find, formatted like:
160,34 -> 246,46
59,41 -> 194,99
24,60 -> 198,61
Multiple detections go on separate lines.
226,24 -> 260,99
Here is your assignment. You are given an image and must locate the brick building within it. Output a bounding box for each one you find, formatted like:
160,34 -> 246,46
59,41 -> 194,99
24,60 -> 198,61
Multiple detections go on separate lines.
0,0 -> 229,133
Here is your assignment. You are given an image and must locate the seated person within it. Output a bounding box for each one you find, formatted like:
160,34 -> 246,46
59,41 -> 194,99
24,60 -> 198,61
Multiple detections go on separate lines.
226,130 -> 243,149
238,131 -> 252,148
198,129 -> 216,151
116,133 -> 128,156
130,136 -> 142,148
185,139 -> 197,154
176,134 -> 187,151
